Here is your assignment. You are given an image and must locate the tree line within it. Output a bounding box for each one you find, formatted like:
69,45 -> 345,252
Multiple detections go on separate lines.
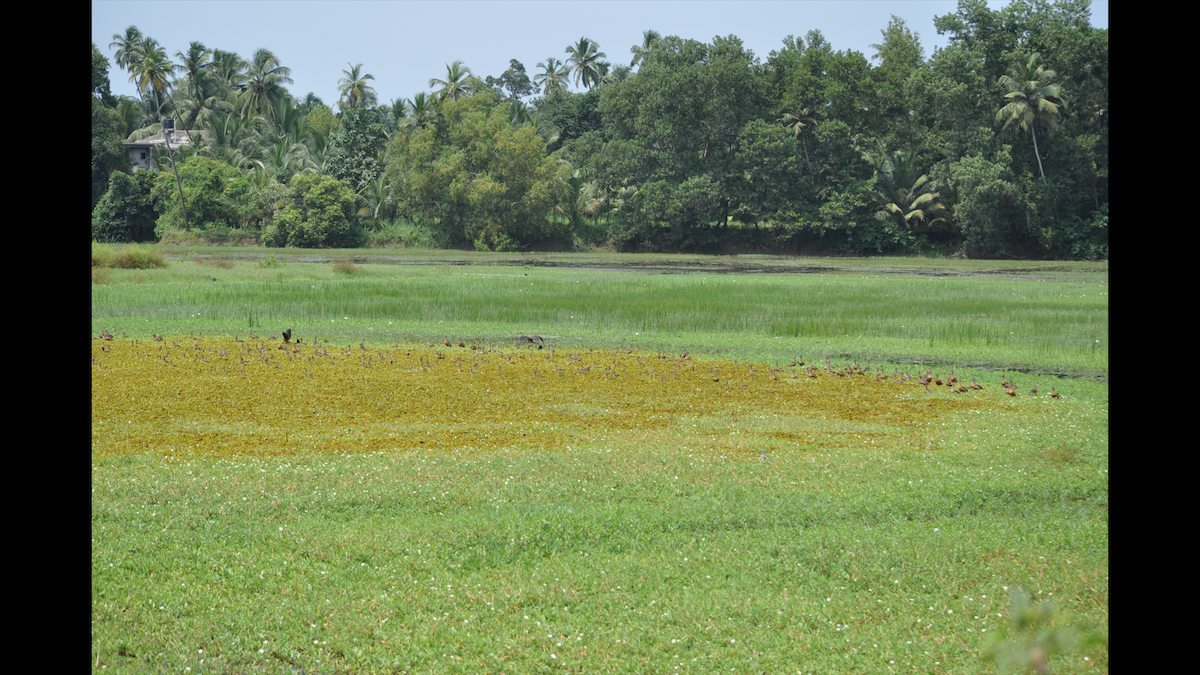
91,0 -> 1107,259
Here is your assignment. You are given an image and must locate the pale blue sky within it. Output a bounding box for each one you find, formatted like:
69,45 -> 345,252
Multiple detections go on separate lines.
93,0 -> 1108,109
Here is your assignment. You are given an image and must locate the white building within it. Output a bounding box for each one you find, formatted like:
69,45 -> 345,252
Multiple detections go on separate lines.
124,126 -> 211,172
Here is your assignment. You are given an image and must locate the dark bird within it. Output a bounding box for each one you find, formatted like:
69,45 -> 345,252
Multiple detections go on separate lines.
210,276 -> 218,282
518,335 -> 545,349
282,329 -> 292,344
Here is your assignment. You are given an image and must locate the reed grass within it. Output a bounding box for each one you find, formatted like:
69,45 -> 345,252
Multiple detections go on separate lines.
91,262 -> 1108,376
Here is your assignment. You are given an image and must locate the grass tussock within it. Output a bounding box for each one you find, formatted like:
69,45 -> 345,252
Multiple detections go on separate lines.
92,267 -> 110,285
330,258 -> 362,274
108,245 -> 168,270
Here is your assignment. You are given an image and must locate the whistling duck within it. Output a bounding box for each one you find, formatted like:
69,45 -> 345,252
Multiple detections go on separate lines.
1050,387 -> 1060,399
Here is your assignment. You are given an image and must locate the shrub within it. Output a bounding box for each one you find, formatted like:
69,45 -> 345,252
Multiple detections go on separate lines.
152,156 -> 242,233
93,171 -> 158,243
110,245 -> 168,269
263,174 -> 362,248
330,258 -> 361,274
256,254 -> 283,269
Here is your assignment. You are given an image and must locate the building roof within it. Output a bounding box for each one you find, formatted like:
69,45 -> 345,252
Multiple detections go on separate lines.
123,129 -> 211,149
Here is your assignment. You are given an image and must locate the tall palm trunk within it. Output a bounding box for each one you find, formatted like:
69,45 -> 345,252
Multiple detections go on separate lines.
159,100 -> 190,231
800,133 -> 814,186
1031,126 -> 1046,184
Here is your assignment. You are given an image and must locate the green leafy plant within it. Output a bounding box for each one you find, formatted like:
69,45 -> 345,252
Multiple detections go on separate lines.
982,587 -> 1092,674
255,254 -> 282,269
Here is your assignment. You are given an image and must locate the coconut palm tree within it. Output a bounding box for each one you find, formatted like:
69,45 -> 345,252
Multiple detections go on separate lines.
602,64 -> 633,86
378,98 -> 410,138
508,100 -> 531,128
297,92 -> 324,114
337,63 -> 378,110
174,42 -> 211,88
127,36 -> 189,228
778,108 -> 817,181
172,80 -> 231,135
404,92 -> 439,131
237,48 -> 294,120
208,49 -> 247,94
359,174 -> 397,227
592,61 -> 612,88
867,146 -> 948,234
565,37 -> 606,90
996,52 -> 1067,184
128,37 -> 174,119
430,61 -> 472,102
109,26 -> 143,72
113,96 -> 150,139
199,110 -> 261,169
259,135 -> 315,184
525,111 -> 560,146
629,29 -> 661,69
534,57 -> 570,95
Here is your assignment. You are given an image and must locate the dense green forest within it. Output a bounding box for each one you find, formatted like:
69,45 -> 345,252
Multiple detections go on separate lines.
91,0 -> 1107,259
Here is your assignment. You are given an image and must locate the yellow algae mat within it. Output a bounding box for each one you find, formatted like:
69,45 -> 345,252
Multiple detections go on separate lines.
93,337 -> 997,458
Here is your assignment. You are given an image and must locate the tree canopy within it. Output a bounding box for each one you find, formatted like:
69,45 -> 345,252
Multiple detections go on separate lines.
92,3 -> 1108,258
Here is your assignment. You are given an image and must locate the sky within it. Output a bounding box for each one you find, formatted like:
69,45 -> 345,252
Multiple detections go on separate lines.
93,0 -> 1108,109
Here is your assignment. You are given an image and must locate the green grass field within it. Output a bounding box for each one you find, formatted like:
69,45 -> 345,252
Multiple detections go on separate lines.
92,249 -> 1108,674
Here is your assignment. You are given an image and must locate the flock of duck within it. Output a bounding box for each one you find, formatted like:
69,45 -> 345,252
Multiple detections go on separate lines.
101,327 -> 1063,400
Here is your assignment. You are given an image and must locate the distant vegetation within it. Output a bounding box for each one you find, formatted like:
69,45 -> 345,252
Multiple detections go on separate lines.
92,0 -> 1106,259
